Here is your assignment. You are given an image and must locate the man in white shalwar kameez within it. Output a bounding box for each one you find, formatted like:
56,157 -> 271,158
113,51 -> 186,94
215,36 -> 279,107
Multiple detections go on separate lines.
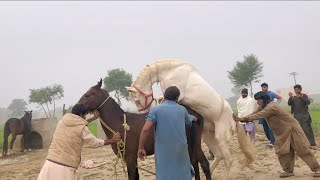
237,88 -> 258,142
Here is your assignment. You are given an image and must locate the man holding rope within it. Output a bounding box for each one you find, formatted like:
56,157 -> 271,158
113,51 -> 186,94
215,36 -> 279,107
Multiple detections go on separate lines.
37,104 -> 121,180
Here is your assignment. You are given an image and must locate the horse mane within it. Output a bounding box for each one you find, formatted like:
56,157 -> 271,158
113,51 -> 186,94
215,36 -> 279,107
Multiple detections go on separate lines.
109,97 -> 125,114
133,59 -> 195,84
101,89 -> 125,114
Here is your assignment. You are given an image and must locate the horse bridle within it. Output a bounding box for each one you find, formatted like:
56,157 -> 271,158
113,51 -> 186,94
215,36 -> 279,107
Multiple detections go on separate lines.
96,96 -> 111,110
132,84 -> 154,112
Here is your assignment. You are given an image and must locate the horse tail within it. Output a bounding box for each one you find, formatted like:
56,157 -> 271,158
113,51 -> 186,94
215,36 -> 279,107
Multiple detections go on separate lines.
2,121 -> 10,156
227,104 -> 256,167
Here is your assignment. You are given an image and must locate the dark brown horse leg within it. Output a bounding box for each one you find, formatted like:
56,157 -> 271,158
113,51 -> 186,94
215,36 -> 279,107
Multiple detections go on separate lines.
25,133 -> 31,152
2,126 -> 10,157
23,134 -> 28,152
126,157 -> 139,180
9,135 -> 16,156
192,160 -> 200,180
197,150 -> 212,180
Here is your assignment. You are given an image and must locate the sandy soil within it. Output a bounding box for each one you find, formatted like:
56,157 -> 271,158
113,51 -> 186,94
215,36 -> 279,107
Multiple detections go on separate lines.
1,133 -> 320,180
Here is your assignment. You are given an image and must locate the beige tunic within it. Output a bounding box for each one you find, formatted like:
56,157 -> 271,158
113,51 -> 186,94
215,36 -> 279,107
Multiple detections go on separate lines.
37,126 -> 104,180
244,102 -> 310,155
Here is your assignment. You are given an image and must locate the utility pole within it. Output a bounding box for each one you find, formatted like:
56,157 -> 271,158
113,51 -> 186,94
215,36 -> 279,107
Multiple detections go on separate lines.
289,72 -> 298,85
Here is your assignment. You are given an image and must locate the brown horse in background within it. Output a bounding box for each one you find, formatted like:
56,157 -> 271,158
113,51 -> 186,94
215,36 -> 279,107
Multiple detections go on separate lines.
76,79 -> 211,180
2,111 -> 32,157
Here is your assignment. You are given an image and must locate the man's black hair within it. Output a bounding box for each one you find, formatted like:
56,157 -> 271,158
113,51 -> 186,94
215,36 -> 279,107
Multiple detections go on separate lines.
164,86 -> 180,101
241,88 -> 248,94
294,84 -> 302,90
72,104 -> 88,116
254,91 -> 271,108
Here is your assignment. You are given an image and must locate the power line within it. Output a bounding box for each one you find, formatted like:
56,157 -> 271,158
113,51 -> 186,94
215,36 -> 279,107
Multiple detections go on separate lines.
289,72 -> 299,85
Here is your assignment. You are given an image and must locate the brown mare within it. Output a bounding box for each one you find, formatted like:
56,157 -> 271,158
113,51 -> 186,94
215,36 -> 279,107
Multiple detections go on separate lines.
2,111 -> 33,156
77,80 -> 211,180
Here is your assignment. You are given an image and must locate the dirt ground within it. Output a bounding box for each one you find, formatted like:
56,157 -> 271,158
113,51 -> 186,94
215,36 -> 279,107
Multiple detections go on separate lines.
1,133 -> 320,180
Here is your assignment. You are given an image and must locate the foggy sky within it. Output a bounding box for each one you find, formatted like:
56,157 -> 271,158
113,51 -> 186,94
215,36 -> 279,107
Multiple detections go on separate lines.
1,1 -> 320,110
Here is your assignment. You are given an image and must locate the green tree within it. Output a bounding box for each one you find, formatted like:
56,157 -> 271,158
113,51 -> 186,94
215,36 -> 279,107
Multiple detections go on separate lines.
103,68 -> 133,106
226,86 -> 245,109
227,54 -> 263,97
7,99 -> 28,118
29,84 -> 64,118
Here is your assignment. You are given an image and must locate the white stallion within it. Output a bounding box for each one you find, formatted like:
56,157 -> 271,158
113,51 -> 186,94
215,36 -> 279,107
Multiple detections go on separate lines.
126,60 -> 255,178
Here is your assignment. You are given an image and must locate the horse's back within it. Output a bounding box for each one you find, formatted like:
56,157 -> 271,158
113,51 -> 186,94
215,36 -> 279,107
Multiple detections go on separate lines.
5,118 -> 19,125
5,118 -> 21,133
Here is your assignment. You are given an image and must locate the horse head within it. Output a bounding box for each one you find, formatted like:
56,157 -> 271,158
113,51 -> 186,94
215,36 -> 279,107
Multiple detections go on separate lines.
76,79 -> 110,113
126,84 -> 154,113
24,110 -> 32,121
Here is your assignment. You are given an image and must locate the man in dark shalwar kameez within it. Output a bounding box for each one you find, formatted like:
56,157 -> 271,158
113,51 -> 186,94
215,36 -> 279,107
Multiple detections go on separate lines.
233,91 -> 320,178
288,84 -> 317,149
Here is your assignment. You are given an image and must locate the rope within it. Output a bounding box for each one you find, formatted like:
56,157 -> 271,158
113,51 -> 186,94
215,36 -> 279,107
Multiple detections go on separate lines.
136,165 -> 156,175
99,114 -> 128,179
97,96 -> 156,178
97,96 -> 111,109
100,114 -> 156,177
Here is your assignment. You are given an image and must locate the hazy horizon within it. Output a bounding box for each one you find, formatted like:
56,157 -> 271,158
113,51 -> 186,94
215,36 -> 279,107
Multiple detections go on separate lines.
1,1 -> 320,111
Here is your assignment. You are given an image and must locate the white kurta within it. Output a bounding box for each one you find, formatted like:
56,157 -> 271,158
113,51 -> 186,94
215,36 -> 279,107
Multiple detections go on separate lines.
37,126 -> 105,180
237,96 -> 257,118
237,96 -> 258,141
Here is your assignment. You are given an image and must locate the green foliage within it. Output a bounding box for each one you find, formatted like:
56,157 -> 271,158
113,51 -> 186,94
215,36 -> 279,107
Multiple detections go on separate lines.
103,68 -> 133,105
228,54 -> 263,96
311,111 -> 320,135
7,99 -> 28,118
29,84 -> 64,118
87,122 -> 97,136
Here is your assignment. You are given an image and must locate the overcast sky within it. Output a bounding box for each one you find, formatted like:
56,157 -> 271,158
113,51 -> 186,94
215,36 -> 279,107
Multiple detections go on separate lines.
1,1 -> 320,110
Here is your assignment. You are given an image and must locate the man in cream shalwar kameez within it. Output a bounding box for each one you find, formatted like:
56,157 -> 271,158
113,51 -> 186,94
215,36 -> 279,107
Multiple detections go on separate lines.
237,88 -> 258,142
233,91 -> 320,178
37,104 -> 121,180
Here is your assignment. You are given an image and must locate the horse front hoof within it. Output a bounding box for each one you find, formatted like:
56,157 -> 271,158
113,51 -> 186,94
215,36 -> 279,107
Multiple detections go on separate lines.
23,149 -> 27,153
28,149 -> 32,152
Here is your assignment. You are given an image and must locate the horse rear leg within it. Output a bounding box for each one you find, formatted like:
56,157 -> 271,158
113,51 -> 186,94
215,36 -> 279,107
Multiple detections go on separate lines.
203,130 -> 223,172
205,129 -> 233,179
196,148 -> 211,180
9,135 -> 17,156
192,160 -> 200,180
2,124 -> 10,157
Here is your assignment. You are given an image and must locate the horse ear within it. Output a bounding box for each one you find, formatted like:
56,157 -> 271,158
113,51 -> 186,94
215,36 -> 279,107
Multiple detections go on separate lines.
97,79 -> 102,88
126,86 -> 137,93
30,110 -> 32,113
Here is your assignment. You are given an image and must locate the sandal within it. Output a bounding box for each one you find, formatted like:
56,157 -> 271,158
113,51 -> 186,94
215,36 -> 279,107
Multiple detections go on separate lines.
310,146 -> 318,150
314,171 -> 320,177
280,172 -> 294,178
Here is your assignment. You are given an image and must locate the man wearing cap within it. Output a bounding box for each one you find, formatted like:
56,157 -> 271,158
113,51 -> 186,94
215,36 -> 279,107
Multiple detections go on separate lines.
233,91 -> 320,178
236,88 -> 258,142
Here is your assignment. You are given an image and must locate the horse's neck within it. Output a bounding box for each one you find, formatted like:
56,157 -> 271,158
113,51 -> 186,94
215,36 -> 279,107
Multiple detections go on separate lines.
99,100 -> 125,138
134,62 -> 171,91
